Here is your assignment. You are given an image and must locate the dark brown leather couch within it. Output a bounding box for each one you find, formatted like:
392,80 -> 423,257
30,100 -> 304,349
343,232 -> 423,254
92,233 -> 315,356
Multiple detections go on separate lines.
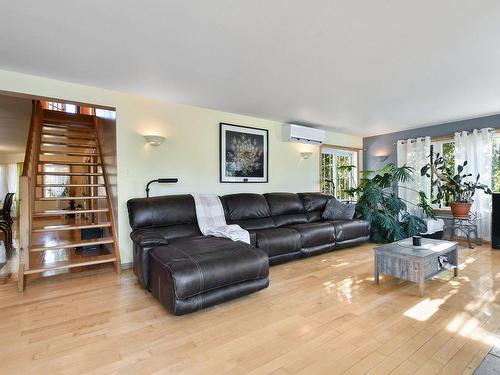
127,192 -> 370,315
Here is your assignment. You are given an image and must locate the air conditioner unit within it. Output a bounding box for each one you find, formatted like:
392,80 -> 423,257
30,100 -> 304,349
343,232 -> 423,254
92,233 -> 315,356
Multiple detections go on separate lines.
282,124 -> 325,145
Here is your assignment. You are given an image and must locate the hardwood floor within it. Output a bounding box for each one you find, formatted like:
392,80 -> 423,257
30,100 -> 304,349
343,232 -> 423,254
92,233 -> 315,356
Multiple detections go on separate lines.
0,242 -> 499,374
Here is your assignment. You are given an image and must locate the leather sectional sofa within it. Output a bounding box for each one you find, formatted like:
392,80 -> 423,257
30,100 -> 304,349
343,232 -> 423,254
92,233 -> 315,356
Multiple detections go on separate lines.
127,192 -> 370,315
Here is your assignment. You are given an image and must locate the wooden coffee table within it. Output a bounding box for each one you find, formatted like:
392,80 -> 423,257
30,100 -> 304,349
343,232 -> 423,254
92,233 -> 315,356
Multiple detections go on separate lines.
374,238 -> 458,296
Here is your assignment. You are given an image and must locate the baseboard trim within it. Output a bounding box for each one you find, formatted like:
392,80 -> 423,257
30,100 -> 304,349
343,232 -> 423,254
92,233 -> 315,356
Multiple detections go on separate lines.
120,262 -> 133,271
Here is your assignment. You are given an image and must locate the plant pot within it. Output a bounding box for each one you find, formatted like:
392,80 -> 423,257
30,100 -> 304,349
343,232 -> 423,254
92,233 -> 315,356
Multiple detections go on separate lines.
450,202 -> 472,217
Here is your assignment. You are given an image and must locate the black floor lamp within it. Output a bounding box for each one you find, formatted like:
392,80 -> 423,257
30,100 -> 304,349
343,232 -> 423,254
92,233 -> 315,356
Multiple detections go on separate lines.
145,178 -> 179,197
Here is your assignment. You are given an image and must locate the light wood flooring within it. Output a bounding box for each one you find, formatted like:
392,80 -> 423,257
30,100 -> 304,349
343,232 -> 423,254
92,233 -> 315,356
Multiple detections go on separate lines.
1,242 -> 499,374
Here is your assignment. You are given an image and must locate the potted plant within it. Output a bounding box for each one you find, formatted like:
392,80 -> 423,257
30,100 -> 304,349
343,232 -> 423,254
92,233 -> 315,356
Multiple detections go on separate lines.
345,163 -> 435,243
420,154 -> 492,217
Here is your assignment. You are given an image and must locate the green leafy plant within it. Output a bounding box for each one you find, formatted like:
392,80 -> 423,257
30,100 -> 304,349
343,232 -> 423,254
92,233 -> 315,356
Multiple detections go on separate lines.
420,154 -> 492,204
345,164 -> 435,243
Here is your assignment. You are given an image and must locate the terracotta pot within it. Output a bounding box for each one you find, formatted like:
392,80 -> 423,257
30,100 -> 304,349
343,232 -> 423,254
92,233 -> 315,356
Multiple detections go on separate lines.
450,202 -> 472,217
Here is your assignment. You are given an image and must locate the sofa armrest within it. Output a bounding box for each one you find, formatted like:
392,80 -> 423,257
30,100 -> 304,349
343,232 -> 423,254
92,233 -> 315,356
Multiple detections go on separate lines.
131,229 -> 169,247
131,229 -> 169,290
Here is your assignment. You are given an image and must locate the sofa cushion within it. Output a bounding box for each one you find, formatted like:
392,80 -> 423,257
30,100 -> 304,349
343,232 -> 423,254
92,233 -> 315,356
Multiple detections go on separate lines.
322,198 -> 356,220
150,236 -> 268,300
221,193 -> 275,230
127,194 -> 197,229
329,219 -> 370,242
298,192 -> 331,222
264,193 -> 307,227
287,222 -> 335,248
151,224 -> 202,241
253,228 -> 301,257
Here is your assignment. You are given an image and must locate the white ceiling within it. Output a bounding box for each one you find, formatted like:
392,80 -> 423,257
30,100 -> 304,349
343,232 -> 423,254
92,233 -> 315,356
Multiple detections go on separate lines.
1,1 -> 500,136
0,95 -> 31,155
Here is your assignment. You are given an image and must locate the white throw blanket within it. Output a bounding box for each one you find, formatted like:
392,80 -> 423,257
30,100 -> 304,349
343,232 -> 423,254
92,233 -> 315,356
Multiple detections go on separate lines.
192,194 -> 250,244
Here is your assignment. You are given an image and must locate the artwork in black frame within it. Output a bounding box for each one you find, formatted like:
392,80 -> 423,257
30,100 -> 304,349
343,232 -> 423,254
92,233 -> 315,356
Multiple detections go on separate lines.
220,123 -> 268,183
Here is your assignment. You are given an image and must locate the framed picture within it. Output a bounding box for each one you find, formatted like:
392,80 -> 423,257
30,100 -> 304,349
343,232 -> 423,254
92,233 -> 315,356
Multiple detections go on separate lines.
220,123 -> 268,183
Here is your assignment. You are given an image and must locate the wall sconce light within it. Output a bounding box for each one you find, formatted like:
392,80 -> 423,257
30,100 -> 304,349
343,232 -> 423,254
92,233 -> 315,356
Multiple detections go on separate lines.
144,135 -> 166,146
375,155 -> 389,162
300,152 -> 313,160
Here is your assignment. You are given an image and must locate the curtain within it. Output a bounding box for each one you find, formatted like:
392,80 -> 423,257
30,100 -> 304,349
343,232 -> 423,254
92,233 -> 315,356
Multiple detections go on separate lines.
454,128 -> 493,241
5,164 -> 18,217
0,164 -> 20,217
397,137 -> 431,217
0,165 -> 7,209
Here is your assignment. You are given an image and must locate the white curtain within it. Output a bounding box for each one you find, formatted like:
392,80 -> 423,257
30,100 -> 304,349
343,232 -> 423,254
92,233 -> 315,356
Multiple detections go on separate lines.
6,164 -> 18,216
0,165 -> 8,208
397,137 -> 431,217
0,164 -> 19,216
454,129 -> 494,241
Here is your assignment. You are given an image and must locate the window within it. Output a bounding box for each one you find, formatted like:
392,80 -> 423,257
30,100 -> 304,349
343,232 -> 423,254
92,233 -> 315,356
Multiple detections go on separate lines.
45,101 -> 77,113
430,140 -> 456,207
493,136 -> 500,192
320,146 -> 359,201
95,108 -> 116,119
43,165 -> 70,198
430,133 -> 500,204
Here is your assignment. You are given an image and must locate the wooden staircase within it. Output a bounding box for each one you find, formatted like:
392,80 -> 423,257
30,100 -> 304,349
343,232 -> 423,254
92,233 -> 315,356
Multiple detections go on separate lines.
18,101 -> 120,290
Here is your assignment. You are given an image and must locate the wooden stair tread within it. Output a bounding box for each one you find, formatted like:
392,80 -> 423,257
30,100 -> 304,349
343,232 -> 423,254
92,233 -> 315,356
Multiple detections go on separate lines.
38,161 -> 101,166
42,131 -> 96,139
32,222 -> 112,233
42,121 -> 94,131
37,183 -> 105,187
30,237 -> 114,252
40,150 -> 99,156
42,126 -> 95,134
37,172 -> 103,176
36,196 -> 107,201
42,141 -> 97,148
42,125 -> 95,136
25,253 -> 116,274
33,208 -> 108,216
42,110 -> 94,125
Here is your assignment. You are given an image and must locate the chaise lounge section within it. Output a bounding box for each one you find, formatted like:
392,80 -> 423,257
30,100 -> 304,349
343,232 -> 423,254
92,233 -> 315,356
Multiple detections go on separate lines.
127,192 -> 370,315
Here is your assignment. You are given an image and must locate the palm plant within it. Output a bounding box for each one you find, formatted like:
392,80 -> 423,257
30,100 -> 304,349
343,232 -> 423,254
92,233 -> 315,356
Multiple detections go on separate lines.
345,164 -> 434,243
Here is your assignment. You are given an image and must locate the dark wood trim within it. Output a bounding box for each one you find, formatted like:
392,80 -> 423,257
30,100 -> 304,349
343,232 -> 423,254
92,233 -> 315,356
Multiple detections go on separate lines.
93,115 -> 121,274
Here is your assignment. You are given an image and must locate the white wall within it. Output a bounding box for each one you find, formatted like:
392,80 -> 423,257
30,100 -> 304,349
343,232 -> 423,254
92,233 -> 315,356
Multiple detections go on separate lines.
0,69 -> 362,263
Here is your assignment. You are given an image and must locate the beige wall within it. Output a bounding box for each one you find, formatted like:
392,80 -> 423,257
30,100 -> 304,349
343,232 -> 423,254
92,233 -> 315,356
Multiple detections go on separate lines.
0,152 -> 24,164
0,69 -> 362,264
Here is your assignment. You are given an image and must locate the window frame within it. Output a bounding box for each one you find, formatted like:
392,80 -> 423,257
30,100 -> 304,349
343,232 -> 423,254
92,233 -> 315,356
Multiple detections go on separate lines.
320,144 -> 360,201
